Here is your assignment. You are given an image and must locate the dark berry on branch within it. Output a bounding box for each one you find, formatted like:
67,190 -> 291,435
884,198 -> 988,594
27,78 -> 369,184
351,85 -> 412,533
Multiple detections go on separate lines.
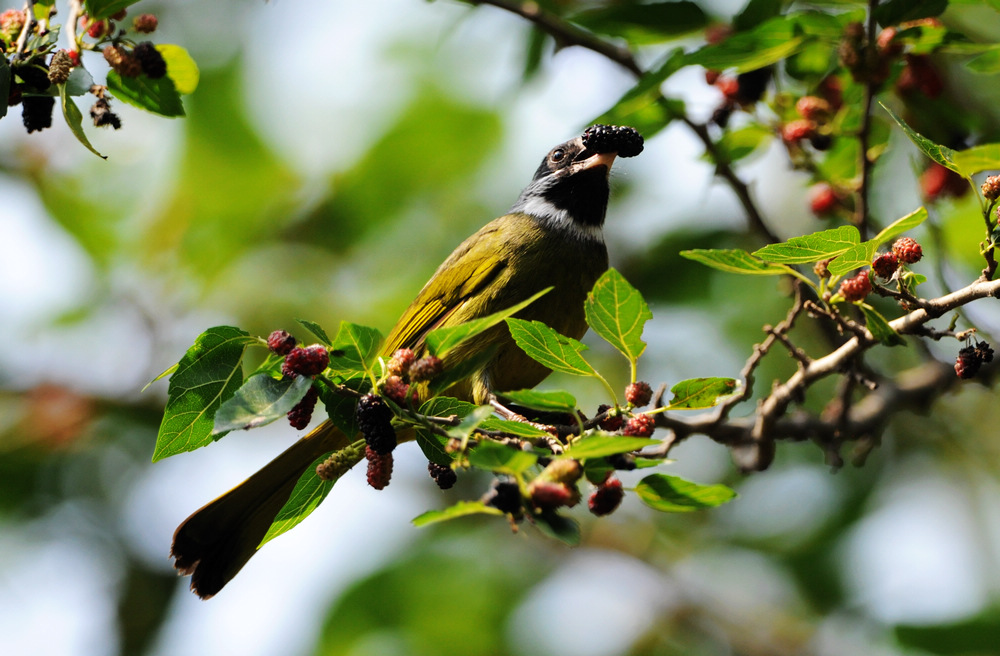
892,237 -> 923,264
483,480 -> 522,514
408,355 -> 443,382
955,345 -> 981,379
975,341 -> 994,364
7,82 -> 22,107
596,404 -> 623,432
14,62 -> 51,92
287,386 -> 319,430
428,461 -> 457,490
623,414 -> 655,437
133,42 -> 167,79
588,476 -> 624,516
21,95 -> 54,133
839,270 -> 872,302
606,452 -> 636,471
582,124 -> 644,158
625,381 -> 653,407
365,446 -> 393,490
267,330 -> 298,356
872,252 -> 899,279
356,393 -> 397,454
734,68 -> 771,105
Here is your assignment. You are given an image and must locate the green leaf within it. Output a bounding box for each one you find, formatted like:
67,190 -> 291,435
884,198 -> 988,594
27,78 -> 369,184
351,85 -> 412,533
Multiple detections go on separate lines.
415,396 -> 478,465
142,363 -> 178,393
712,123 -> 773,164
680,249 -> 792,275
467,440 -> 539,475
666,377 -> 739,410
157,44 -> 199,95
635,474 -> 737,512
585,268 -> 652,366
592,50 -> 685,140
966,48 -> 1000,74
882,102 -> 960,174
753,226 -> 860,264
560,434 -> 659,460
59,84 -> 105,159
875,0 -> 948,27
297,319 -> 332,346
505,318 -> 599,378
533,511 -> 581,546
425,287 -> 550,358
571,1 -> 708,44
260,446 -> 364,547
499,389 -> 577,414
685,15 -> 807,72
827,241 -> 878,276
478,416 -> 551,438
952,144 -> 1000,178
316,376 -> 366,435
412,501 -> 503,527
64,66 -> 94,97
211,374 -> 314,434
107,70 -> 185,118
84,0 -> 141,19
32,0 -> 55,21
446,405 -> 495,440
327,321 -> 383,379
872,207 -> 929,245
859,304 -> 906,347
733,0 -> 784,31
153,327 -> 255,461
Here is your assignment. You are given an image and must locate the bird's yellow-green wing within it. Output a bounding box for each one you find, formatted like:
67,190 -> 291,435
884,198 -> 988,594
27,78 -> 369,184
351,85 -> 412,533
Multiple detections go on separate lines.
382,218 -> 513,355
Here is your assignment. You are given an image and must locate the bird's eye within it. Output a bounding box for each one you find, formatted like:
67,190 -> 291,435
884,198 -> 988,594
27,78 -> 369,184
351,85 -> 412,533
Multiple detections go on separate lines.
550,148 -> 566,163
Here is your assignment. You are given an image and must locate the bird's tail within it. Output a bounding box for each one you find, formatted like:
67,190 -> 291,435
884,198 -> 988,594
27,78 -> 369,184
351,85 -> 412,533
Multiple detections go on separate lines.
170,421 -> 352,598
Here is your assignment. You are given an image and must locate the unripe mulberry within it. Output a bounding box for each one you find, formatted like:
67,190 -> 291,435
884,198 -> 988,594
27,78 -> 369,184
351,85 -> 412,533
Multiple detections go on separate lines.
408,355 -> 443,382
133,42 -> 166,79
387,348 -> 415,378
21,95 -> 54,133
810,184 -> 839,216
380,375 -> 412,406
623,413 -> 655,437
356,393 -> 396,454
838,270 -> 872,302
955,345 -> 982,379
133,13 -> 158,33
715,76 -> 740,100
47,50 -> 72,85
87,19 -> 109,38
892,237 -> 923,264
783,119 -> 816,143
365,445 -> 393,490
282,344 -> 329,377
267,330 -> 297,356
872,252 -> 899,279
588,476 -> 624,516
428,461 -> 457,490
981,175 -> 1000,201
625,381 -> 653,407
795,96 -> 832,122
528,481 -> 575,510
287,386 -> 319,430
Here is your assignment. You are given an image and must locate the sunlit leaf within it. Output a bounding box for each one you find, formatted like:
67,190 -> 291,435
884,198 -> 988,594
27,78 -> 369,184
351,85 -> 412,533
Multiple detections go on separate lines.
500,389 -> 577,414
681,249 -> 792,275
753,226 -> 860,264
859,304 -> 906,347
297,319 -> 332,346
584,268 -> 652,366
427,288 -> 550,358
506,318 -> 599,378
107,70 -> 185,117
635,474 -> 737,512
157,44 -> 199,95
559,434 -> 659,460
872,207 -> 929,245
952,144 -> 1000,178
327,321 -> 383,379
412,501 -> 503,527
468,440 -> 538,475
212,374 -> 314,434
59,84 -> 105,159
666,377 -> 739,409
882,102 -> 960,173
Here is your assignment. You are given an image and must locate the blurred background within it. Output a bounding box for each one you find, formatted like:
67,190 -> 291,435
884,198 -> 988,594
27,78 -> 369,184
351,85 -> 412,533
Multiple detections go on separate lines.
4,0 -> 1000,654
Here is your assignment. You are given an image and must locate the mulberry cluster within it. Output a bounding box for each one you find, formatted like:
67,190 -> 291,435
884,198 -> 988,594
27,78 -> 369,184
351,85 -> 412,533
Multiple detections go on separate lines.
356,393 -> 396,454
588,476 -> 624,516
838,270 -> 872,303
623,413 -> 655,437
365,446 -> 393,490
282,344 -> 329,377
582,124 -> 644,158
892,237 -> 923,264
287,386 -> 319,430
267,330 -> 298,356
872,252 -> 899,279
955,342 -> 994,380
427,461 -> 457,490
625,381 -> 653,407
21,95 -> 54,133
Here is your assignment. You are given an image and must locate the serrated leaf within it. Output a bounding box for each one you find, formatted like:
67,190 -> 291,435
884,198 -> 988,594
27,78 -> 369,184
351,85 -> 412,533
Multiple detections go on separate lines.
680,249 -> 792,275
753,226 -> 860,264
59,84 -> 105,159
107,70 -> 185,118
585,268 -> 652,365
635,474 -> 737,512
882,102 -> 961,174
84,0 -> 141,19
828,241 -> 878,276
500,389 -> 577,414
297,319 -> 332,346
506,318 -> 599,377
859,304 -> 906,347
153,327 -> 255,461
666,377 -> 739,409
327,321 -> 383,379
952,144 -> 1000,178
211,374 -> 314,434
415,396 -> 478,465
425,288 -> 550,358
468,440 -> 539,475
412,500 -> 503,527
560,434 -> 659,460
157,44 -> 199,95
260,446 -> 364,547
872,207 -> 929,245
533,511 -> 581,546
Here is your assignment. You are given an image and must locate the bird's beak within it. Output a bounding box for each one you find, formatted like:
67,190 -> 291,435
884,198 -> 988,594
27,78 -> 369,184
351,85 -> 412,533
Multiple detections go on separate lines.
570,149 -> 617,175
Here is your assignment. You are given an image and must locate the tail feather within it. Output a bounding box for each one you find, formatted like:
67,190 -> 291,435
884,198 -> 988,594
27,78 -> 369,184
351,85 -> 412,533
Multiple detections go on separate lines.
170,421 -> 351,598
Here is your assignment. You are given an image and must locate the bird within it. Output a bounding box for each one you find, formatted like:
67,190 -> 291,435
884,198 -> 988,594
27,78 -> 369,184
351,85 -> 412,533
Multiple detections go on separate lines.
170,124 -> 643,598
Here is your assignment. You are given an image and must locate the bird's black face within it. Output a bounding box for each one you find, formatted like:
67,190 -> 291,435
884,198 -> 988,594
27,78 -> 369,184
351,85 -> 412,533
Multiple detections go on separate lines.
512,137 -> 616,233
